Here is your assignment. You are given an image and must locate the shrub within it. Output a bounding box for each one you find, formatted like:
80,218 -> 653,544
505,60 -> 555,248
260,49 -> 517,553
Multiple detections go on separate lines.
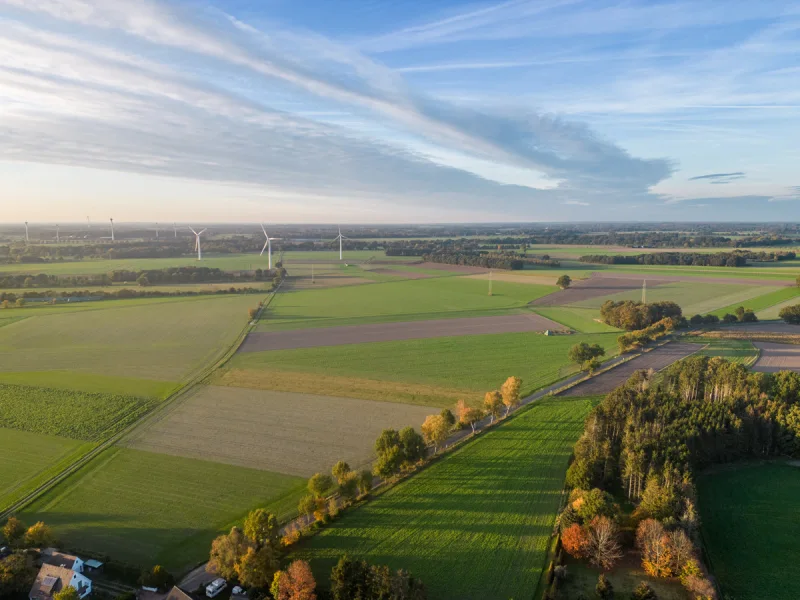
722,313 -> 737,324
631,582 -> 657,600
779,304 -> 800,325
596,573 -> 614,600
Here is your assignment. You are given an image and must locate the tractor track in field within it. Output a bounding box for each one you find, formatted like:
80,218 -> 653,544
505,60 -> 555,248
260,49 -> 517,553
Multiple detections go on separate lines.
0,283 -> 284,521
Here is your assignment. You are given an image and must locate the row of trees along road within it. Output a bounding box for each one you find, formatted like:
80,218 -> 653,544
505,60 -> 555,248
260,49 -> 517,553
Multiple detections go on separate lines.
557,356 -> 800,599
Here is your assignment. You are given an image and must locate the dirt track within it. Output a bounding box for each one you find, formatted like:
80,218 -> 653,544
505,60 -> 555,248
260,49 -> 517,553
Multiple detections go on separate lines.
561,342 -> 701,396
753,342 -> 800,373
240,313 -> 568,352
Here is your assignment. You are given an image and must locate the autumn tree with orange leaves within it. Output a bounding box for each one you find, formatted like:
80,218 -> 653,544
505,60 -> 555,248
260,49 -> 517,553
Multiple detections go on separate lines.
561,524 -> 590,559
271,560 -> 317,600
500,376 -> 522,416
456,399 -> 484,433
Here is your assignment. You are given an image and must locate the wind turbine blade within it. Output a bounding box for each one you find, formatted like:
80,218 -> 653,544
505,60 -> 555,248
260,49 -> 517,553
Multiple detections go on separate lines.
261,224 -> 267,236
188,226 -> 198,235
198,229 -> 207,235
260,240 -> 269,255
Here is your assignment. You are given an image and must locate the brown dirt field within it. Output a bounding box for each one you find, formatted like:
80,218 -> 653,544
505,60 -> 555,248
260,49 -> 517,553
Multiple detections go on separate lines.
531,276 -> 666,307
239,313 -> 567,352
123,385 -> 432,477
417,262 -> 490,274
283,275 -> 369,290
368,268 -> 432,279
752,342 -> 800,373
465,272 -> 558,286
719,322 -> 800,334
211,368 -> 471,408
561,342 -> 701,397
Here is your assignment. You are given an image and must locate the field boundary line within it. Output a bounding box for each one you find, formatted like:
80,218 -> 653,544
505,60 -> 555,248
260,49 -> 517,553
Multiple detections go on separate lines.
0,282 -> 284,520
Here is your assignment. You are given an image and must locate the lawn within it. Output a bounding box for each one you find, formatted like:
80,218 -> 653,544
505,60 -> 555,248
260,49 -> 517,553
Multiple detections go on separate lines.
256,276 -> 557,331
21,447 -> 306,572
690,337 -> 759,366
531,306 -> 619,333
711,286 -> 800,318
0,294 -> 259,391
219,332 -> 619,407
0,428 -> 90,512
0,383 -> 159,440
698,462 -> 800,600
294,396 -> 595,600
569,281 -> 774,315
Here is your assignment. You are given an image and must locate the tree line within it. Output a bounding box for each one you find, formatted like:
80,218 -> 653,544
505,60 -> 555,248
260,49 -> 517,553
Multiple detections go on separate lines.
580,250 -> 795,267
557,357 -> 800,598
421,252 -> 559,270
600,300 -> 682,331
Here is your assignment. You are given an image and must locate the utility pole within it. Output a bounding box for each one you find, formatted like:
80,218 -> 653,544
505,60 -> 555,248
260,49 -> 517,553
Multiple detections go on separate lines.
488,269 -> 493,296
642,280 -> 647,304
311,264 -> 315,284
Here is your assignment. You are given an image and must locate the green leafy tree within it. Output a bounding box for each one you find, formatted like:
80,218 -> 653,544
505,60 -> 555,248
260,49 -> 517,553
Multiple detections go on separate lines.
356,470 -> 373,496
398,427 -> 426,464
235,545 -> 280,589
243,509 -> 280,549
568,343 -> 605,369
208,527 -> 253,580
138,566 -> 173,591
307,473 -> 333,498
373,445 -> 403,478
0,554 -> 37,597
53,586 -> 80,600
332,461 -> 352,485
439,409 -> 456,430
23,521 -> 54,548
779,304 -> 800,325
298,495 -> 317,519
556,274 -> 572,289
2,517 -> 25,545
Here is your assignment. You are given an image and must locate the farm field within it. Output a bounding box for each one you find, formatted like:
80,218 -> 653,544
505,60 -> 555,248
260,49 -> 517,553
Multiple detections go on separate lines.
0,428 -> 90,512
698,462 -> 800,600
0,294 -> 259,393
21,447 -> 306,572
752,342 -> 800,373
0,251 -> 413,276
551,261 -> 798,282
255,276 -> 557,331
219,332 -> 619,407
0,281 -> 273,295
569,281 -> 776,315
691,338 -> 759,365
0,383 -> 158,439
531,306 -> 619,333
124,386 -> 432,476
294,396 -> 596,600
711,286 -> 800,318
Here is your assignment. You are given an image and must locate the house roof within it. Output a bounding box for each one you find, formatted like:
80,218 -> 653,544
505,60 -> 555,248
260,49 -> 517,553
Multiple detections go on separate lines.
30,564 -> 74,600
41,549 -> 79,570
84,560 -> 103,569
165,586 -> 194,600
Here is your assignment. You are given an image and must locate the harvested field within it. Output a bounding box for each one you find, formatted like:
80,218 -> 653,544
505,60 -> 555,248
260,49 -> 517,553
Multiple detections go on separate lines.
719,322 -> 800,335
577,271 -> 796,287
416,262 -> 489,274
284,275 -> 369,290
124,386 -> 432,476
561,343 -> 700,396
531,275 -> 664,307
752,342 -> 800,373
240,313 -> 567,352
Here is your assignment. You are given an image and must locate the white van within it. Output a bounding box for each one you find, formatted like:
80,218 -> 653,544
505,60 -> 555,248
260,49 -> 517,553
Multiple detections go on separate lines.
205,578 -> 227,598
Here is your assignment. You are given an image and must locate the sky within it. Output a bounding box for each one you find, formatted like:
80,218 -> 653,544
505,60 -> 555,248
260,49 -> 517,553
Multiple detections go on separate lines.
1,0 -> 799,223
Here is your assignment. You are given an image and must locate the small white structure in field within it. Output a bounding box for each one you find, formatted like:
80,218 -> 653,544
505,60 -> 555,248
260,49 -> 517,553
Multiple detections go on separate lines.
206,578 -> 227,598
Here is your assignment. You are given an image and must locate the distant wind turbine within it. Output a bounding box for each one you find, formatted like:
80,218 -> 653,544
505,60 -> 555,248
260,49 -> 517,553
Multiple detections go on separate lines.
173,222 -> 178,238
55,224 -> 60,243
259,224 -> 280,270
333,226 -> 349,261
24,221 -> 29,243
87,216 -> 91,230
189,226 -> 207,260
110,218 -> 115,242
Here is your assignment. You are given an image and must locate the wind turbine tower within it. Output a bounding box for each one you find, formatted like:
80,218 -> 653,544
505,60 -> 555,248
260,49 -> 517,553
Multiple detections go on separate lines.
189,226 -> 207,260
173,223 -> 178,238
110,218 -> 115,242
260,224 -> 279,270
87,216 -> 91,230
24,221 -> 29,243
333,226 -> 349,261
56,224 -> 60,243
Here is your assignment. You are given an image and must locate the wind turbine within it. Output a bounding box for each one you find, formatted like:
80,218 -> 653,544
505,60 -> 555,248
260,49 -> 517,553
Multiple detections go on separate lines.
24,221 -> 29,243
173,223 -> 178,238
259,224 -> 279,270
189,226 -> 207,260
55,224 -> 60,243
110,218 -> 115,242
333,226 -> 349,261
87,216 -> 91,230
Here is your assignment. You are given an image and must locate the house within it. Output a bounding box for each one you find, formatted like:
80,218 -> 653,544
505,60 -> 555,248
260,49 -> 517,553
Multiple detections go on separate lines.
29,564 -> 92,600
165,586 -> 194,600
40,549 -> 85,574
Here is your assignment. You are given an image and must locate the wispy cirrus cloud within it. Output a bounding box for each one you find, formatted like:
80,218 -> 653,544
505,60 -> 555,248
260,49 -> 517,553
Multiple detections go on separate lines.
688,172 -> 746,183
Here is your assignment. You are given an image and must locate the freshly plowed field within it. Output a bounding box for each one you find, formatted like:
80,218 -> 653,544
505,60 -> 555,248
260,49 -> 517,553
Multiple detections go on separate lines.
295,396 -> 595,600
531,276 -> 665,307
561,343 -> 700,396
752,342 -> 800,373
240,313 -> 566,352
124,386 -> 432,476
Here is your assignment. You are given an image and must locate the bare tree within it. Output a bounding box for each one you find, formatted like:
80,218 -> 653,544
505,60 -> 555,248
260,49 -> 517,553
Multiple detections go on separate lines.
587,517 -> 622,570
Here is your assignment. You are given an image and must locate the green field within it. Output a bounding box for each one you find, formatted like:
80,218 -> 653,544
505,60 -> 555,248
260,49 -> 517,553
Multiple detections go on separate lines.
0,294 -> 259,393
0,383 -> 158,440
691,338 -> 759,365
21,447 -> 306,571
531,306 -> 619,333
222,332 -> 618,407
294,396 -> 595,600
0,428 -> 90,511
256,276 -> 557,331
711,286 -> 800,318
758,295 -> 800,320
569,281 -> 775,315
698,462 -> 800,600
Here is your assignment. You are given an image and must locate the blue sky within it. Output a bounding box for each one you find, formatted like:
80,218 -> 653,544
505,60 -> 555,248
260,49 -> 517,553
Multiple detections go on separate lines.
1,0 -> 798,222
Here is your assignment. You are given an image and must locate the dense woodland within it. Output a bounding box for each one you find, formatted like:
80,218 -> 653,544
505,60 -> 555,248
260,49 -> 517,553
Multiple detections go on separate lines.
421,252 -> 560,269
599,300 -> 683,331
